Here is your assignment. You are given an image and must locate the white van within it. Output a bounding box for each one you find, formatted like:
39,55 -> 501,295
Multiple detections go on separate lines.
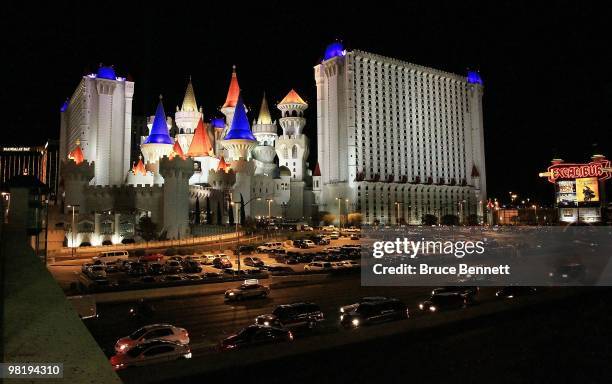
257,242 -> 283,253
93,250 -> 129,263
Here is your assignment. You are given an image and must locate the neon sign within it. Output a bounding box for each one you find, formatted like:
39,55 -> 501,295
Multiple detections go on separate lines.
547,160 -> 611,183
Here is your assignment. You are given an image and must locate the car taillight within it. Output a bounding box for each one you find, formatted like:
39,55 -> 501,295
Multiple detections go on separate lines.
288,331 -> 294,341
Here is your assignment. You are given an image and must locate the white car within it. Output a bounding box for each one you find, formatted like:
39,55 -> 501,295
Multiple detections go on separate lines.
329,232 -> 340,240
203,254 -> 216,265
338,260 -> 359,269
114,324 -> 190,354
302,240 -> 316,248
185,255 -> 204,263
304,262 -> 333,271
110,340 -> 191,370
87,265 -> 107,279
224,283 -> 270,301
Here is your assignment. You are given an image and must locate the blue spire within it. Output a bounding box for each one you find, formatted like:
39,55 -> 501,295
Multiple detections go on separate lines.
467,71 -> 483,85
144,97 -> 173,145
224,96 -> 256,141
324,41 -> 345,60
97,66 -> 116,80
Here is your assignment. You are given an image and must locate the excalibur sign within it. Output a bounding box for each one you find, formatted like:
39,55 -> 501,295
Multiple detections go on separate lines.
539,159 -> 612,183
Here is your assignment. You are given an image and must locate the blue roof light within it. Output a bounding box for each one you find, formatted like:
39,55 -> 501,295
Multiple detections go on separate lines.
323,42 -> 345,61
224,96 -> 256,141
60,100 -> 69,112
467,71 -> 483,85
144,99 -> 173,145
211,117 -> 225,128
97,66 -> 116,80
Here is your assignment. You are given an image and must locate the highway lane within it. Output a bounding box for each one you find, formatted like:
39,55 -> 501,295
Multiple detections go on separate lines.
85,274 -> 501,357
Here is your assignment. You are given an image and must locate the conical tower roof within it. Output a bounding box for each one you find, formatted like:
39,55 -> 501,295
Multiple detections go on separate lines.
144,97 -> 173,145
217,156 -> 231,172
279,89 -> 306,105
256,92 -> 272,125
224,96 -> 256,141
132,155 -> 147,175
313,162 -> 321,176
170,141 -> 185,159
187,117 -> 214,157
181,77 -> 198,112
68,139 -> 84,165
222,65 -> 240,109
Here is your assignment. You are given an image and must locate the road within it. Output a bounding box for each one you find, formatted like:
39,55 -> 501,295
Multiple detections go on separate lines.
86,273 -> 502,358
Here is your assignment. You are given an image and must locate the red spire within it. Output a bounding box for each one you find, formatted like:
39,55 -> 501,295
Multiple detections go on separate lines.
187,118 -> 214,157
279,89 -> 306,105
132,156 -> 147,175
68,141 -> 84,165
313,162 -> 321,176
471,165 -> 480,178
222,65 -> 240,108
217,156 -> 231,172
170,141 -> 185,159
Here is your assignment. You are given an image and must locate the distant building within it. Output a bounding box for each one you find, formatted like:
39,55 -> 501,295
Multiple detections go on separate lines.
0,141 -> 59,201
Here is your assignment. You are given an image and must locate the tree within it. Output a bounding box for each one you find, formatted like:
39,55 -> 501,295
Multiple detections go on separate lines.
205,196 -> 212,225
347,213 -> 363,226
422,214 -> 438,226
441,214 -> 459,226
194,196 -> 201,225
216,201 -> 222,226
321,213 -> 336,226
239,194 -> 246,225
228,200 -> 235,226
136,216 -> 158,241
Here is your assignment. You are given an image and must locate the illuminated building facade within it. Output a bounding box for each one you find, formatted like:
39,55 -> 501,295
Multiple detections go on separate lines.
314,42 -> 487,224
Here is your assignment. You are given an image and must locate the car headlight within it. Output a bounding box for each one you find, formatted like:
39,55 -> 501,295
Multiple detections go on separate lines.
351,319 -> 360,326
419,303 -> 424,310
562,274 -> 568,278
340,307 -> 345,313
548,272 -> 554,277
429,306 -> 437,312
184,352 -> 192,359
119,344 -> 127,351
263,321 -> 270,326
229,292 -> 235,296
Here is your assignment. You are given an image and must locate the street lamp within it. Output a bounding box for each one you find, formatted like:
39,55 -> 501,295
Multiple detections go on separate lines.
67,204 -> 80,258
233,196 -> 262,271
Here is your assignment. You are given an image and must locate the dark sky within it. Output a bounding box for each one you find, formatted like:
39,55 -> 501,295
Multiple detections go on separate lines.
2,1 -> 610,204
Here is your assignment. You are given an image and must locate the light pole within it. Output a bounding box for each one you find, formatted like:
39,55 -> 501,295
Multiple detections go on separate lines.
532,204 -> 538,225
395,202 -> 403,225
67,204 -> 80,258
345,198 -> 349,227
233,196 -> 262,271
335,197 -> 342,229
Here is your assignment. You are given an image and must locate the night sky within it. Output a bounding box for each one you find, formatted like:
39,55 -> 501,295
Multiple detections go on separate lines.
2,1 -> 610,204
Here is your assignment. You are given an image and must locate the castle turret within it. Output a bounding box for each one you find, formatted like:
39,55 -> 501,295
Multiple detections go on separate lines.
62,141 -> 95,213
159,156 -> 194,239
220,96 -> 257,162
276,89 -> 309,181
312,162 -> 322,204
220,66 -> 240,137
186,117 -> 219,184
175,77 -> 202,153
252,93 -> 279,176
141,96 -> 174,183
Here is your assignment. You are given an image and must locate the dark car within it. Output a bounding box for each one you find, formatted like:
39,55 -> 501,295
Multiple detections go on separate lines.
255,303 -> 324,329
340,299 -> 409,329
311,235 -> 330,245
148,263 -> 164,275
127,263 -> 148,277
496,286 -> 537,299
419,293 -> 467,312
181,260 -> 203,274
292,240 -> 309,249
549,263 -> 586,283
236,245 -> 256,254
243,257 -> 264,267
213,257 -> 232,269
431,286 -> 479,302
220,325 -> 293,351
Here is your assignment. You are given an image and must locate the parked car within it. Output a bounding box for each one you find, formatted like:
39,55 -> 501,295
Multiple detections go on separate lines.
87,265 -> 107,279
184,274 -> 203,281
311,235 -> 330,245
255,302 -> 324,329
496,286 -> 537,299
148,263 -> 164,275
110,340 -> 191,370
292,240 -> 309,249
304,262 -> 333,272
184,255 -> 203,263
162,275 -> 186,282
127,263 -> 148,277
94,250 -> 129,263
329,232 -> 340,240
114,324 -> 190,354
340,298 -> 409,329
257,242 -> 284,253
139,254 -> 164,263
225,282 -> 270,301
213,257 -> 232,269
181,260 -> 203,273
419,292 -> 467,312
202,254 -> 217,265
220,325 -> 293,351
243,257 -> 264,267
163,260 -> 183,274
302,240 -> 315,248
350,234 -> 360,240
168,256 -> 184,262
